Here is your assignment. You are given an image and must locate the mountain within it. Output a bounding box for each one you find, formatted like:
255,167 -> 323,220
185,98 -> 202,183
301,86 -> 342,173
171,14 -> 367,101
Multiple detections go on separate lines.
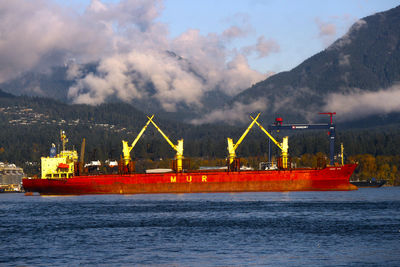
232,5 -> 400,124
0,53 -> 231,122
0,89 -> 15,98
0,62 -> 96,102
1,6 -> 399,127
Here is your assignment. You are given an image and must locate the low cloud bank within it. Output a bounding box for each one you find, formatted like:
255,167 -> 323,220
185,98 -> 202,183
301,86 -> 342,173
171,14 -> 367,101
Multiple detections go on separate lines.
323,84 -> 400,121
190,99 -> 268,125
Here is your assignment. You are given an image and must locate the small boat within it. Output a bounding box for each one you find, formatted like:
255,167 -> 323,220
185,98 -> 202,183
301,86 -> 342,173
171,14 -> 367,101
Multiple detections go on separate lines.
351,179 -> 386,188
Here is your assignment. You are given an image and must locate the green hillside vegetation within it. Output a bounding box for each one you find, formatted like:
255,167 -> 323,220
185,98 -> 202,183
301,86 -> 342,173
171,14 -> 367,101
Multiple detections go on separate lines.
1,93 -> 400,184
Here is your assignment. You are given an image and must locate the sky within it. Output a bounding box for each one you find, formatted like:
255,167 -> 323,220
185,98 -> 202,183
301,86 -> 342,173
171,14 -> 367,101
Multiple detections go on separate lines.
159,0 -> 399,73
0,0 -> 399,120
63,0 -> 399,73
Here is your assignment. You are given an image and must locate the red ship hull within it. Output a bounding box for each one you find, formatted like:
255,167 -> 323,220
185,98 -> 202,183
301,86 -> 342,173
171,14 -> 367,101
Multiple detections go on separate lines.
22,164 -> 357,195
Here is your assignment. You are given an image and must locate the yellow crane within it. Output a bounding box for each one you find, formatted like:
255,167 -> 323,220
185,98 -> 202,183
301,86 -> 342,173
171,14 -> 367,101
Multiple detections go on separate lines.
250,116 -> 289,169
122,115 -> 154,165
227,113 -> 260,165
147,116 -> 184,172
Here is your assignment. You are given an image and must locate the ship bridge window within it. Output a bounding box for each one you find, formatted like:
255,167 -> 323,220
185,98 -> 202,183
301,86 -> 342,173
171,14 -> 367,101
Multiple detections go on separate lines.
46,174 -> 51,178
61,174 -> 67,178
54,174 -> 59,178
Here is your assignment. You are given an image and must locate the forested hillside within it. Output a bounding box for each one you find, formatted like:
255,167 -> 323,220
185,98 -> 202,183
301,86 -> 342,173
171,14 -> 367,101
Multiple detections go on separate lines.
1,92 -> 400,184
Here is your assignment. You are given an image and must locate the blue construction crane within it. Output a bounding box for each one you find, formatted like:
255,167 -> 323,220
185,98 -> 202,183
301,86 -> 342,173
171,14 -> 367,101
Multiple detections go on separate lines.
267,112 -> 337,166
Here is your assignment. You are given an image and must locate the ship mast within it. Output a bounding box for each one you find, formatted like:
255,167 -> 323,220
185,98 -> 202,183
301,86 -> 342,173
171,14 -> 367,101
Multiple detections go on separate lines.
80,138 -> 86,174
60,130 -> 68,152
341,143 -> 344,166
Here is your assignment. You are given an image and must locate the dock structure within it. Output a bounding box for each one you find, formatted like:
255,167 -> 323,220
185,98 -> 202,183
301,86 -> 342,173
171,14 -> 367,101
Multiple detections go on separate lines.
0,162 -> 24,192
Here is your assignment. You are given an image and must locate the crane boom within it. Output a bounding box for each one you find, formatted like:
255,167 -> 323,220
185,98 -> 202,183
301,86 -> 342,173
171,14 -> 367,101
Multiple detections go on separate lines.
147,116 -> 178,152
122,115 -> 154,165
250,116 -> 283,151
147,116 -> 184,172
227,113 -> 260,164
234,113 -> 260,150
130,115 -> 154,152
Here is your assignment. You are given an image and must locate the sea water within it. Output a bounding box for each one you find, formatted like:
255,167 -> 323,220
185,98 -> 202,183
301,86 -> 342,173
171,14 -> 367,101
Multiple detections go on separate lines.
1,188 -> 400,266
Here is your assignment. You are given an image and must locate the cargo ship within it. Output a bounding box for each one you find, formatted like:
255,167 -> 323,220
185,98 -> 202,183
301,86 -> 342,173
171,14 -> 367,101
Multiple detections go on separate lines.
22,114 -> 358,195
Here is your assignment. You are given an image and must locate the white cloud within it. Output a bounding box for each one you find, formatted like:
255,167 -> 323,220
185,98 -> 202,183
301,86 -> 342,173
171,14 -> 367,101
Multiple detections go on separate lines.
315,18 -> 337,47
68,7 -> 267,108
0,0 -> 277,111
0,0 -> 114,82
323,84 -> 400,121
242,36 -> 280,58
190,99 -> 268,125
255,36 -> 280,58
68,54 -> 144,105
315,18 -> 337,37
222,26 -> 248,40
